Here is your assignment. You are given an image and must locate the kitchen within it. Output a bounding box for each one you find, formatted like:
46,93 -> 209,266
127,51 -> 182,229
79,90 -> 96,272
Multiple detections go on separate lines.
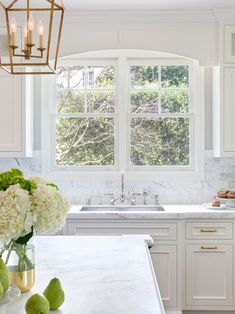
1,0 -> 235,313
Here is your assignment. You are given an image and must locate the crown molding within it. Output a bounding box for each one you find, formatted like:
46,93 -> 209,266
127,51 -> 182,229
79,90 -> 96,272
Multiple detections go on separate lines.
63,10 -> 217,24
213,8 -> 235,23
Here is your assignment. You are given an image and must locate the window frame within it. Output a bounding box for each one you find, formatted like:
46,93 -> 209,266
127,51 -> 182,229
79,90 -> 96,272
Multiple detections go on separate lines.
52,59 -> 119,171
126,59 -> 193,171
41,51 -> 204,181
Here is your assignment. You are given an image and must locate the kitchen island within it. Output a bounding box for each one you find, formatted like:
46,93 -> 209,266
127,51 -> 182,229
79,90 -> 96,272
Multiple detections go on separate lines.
0,236 -> 165,314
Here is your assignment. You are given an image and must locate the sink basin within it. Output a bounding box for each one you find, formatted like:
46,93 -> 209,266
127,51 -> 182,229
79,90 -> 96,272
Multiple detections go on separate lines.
80,205 -> 164,212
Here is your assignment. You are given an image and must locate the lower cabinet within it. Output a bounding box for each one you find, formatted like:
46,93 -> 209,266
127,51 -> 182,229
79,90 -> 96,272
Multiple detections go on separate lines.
65,218 -> 235,311
185,244 -> 233,306
150,245 -> 177,308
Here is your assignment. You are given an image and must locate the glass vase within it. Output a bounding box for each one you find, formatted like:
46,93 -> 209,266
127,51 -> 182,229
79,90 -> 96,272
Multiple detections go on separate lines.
2,237 -> 35,293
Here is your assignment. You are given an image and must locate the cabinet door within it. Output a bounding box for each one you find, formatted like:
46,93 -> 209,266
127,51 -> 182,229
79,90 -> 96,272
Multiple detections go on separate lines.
0,73 -> 22,152
224,68 -> 235,152
186,244 -> 233,306
224,25 -> 235,63
150,245 -> 177,308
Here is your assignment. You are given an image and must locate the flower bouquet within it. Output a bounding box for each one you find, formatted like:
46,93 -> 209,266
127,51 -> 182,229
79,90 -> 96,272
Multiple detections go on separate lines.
0,168 -> 70,292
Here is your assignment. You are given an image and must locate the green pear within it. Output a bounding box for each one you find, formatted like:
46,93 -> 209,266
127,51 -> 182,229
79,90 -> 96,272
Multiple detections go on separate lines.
25,294 -> 50,314
43,277 -> 65,310
0,258 -> 9,292
0,281 -> 4,298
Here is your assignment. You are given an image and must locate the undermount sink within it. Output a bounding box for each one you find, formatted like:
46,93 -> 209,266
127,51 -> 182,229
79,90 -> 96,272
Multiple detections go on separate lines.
80,205 -> 165,212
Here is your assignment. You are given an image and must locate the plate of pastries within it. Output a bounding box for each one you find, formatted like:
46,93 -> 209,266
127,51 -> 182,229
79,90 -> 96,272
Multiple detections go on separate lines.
208,190 -> 235,209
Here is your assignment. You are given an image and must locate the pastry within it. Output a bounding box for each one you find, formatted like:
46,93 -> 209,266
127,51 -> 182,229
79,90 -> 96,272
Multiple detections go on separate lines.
217,190 -> 229,198
211,199 -> 220,207
227,191 -> 235,199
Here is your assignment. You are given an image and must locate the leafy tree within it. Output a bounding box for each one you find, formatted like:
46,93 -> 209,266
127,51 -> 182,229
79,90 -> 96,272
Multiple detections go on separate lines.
56,64 -> 189,166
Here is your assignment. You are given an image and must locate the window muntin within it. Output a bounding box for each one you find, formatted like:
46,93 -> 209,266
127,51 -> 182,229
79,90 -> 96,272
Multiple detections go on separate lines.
54,58 -> 194,171
55,64 -> 116,167
128,64 -> 191,167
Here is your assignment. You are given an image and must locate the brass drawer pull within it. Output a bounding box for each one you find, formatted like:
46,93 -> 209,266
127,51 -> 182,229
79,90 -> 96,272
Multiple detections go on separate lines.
201,245 -> 218,250
200,228 -> 217,233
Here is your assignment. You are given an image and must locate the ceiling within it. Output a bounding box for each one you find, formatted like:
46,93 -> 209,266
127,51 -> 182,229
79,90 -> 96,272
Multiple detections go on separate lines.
61,0 -> 235,11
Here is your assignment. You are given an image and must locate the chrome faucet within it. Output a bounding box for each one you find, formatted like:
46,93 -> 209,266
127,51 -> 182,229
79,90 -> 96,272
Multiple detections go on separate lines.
120,171 -> 126,203
107,171 -> 131,205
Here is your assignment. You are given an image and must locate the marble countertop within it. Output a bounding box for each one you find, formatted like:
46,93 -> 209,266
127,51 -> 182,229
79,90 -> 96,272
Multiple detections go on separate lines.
67,204 -> 235,219
0,236 -> 165,314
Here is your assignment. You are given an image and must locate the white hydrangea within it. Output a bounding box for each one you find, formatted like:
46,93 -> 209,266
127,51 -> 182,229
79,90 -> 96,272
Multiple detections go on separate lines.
0,185 -> 34,244
32,183 -> 70,234
28,176 -> 48,186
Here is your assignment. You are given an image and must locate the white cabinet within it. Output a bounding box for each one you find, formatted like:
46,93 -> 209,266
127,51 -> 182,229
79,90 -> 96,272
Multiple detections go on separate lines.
186,244 -> 233,306
224,25 -> 235,63
150,245 -> 177,308
0,70 -> 33,157
213,67 -> 235,157
213,24 -> 235,157
223,68 -> 235,152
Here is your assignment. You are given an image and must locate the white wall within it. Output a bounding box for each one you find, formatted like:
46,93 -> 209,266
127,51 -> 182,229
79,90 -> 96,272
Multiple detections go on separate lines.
58,11 -> 218,66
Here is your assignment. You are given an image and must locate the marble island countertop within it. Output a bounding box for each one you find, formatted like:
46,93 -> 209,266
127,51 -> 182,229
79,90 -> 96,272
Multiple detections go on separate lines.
67,204 -> 235,219
0,236 -> 165,314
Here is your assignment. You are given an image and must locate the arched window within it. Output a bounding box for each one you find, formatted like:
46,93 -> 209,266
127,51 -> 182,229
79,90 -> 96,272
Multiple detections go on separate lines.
41,50 -> 204,180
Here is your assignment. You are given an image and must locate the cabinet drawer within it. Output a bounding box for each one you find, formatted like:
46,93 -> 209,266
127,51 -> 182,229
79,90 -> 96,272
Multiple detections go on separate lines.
186,222 -> 233,240
67,222 -> 177,240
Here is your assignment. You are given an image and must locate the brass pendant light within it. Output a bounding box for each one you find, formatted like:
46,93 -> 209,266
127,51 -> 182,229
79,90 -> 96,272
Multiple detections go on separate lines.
0,0 -> 64,74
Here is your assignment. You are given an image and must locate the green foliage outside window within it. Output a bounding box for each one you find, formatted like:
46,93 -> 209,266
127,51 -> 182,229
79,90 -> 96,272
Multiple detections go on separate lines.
56,63 -> 190,167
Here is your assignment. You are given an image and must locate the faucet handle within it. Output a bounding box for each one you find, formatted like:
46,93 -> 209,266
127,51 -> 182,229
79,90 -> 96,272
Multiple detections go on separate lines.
130,193 -> 141,205
143,192 -> 148,205
154,194 -> 160,205
86,197 -> 92,206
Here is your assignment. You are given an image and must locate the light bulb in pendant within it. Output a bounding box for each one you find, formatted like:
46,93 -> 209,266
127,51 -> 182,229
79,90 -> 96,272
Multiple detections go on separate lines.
38,21 -> 44,49
27,15 -> 34,45
24,22 -> 28,47
10,17 -> 17,46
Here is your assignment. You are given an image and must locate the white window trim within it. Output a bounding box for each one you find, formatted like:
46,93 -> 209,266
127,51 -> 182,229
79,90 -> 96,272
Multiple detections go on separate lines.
41,51 -> 204,181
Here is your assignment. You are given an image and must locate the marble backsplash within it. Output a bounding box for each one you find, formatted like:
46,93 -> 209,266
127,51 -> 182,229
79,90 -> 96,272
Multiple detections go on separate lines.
0,151 -> 235,205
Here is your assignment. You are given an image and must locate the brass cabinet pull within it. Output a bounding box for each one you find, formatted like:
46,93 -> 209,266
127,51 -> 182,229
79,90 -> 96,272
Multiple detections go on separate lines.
200,228 -> 217,233
200,245 -> 218,250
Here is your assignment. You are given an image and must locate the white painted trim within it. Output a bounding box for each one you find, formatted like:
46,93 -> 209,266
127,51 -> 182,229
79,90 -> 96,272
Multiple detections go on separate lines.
213,9 -> 235,23
63,10 -> 216,24
41,52 -> 205,181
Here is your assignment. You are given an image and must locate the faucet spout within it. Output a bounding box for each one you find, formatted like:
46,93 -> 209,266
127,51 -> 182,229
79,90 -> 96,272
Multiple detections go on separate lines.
120,171 -> 125,203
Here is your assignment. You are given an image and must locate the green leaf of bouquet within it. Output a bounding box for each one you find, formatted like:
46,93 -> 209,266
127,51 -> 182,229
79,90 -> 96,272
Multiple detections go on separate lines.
15,227 -> 33,245
47,182 -> 59,190
0,168 -> 37,192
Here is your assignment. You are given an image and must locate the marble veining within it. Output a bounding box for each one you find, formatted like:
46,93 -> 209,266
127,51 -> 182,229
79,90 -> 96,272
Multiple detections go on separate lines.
1,151 -> 235,204
0,236 -> 164,314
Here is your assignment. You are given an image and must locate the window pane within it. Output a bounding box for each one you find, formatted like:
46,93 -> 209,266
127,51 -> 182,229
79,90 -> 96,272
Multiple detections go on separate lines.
57,90 -> 84,113
130,66 -> 159,89
161,65 -> 189,88
56,118 -> 115,166
161,91 -> 189,113
87,91 -> 115,113
57,66 -> 85,89
130,118 -> 189,166
87,66 -> 115,88
130,91 -> 159,113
